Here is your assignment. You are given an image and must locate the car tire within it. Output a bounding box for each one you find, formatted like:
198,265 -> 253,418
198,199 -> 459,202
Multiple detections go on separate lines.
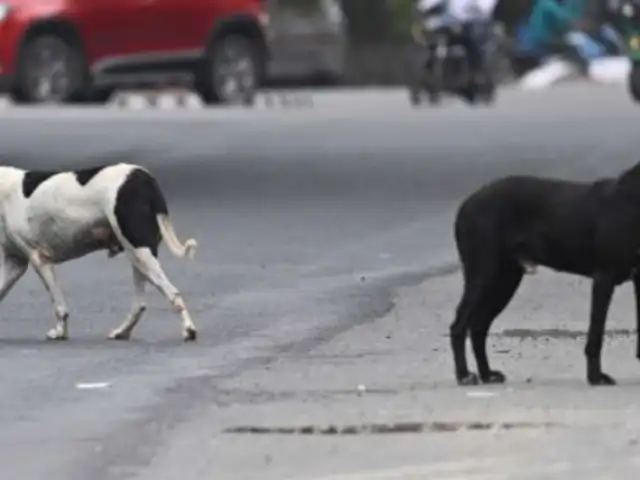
10,34 -> 86,105
628,63 -> 640,103
196,34 -> 261,107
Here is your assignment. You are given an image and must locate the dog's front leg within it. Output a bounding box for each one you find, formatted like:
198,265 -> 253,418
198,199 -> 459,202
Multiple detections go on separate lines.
30,252 -> 70,340
585,274 -> 617,386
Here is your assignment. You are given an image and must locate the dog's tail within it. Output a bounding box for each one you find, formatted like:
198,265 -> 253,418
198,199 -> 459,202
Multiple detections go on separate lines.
136,167 -> 198,260
107,166 -> 198,260
156,214 -> 197,260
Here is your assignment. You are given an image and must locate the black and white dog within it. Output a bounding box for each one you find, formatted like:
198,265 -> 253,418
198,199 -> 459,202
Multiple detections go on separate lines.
452,161 -> 640,387
0,163 -> 198,341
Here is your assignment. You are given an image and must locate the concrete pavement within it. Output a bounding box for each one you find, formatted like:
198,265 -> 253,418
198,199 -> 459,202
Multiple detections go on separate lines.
164,270 -> 640,480
0,84 -> 638,479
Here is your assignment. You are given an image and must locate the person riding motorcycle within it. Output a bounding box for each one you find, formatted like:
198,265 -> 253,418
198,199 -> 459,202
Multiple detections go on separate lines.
412,0 -> 498,89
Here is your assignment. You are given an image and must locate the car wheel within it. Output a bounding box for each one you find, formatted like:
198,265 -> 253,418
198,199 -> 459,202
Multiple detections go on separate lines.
11,35 -> 86,105
197,34 -> 261,106
628,63 -> 640,103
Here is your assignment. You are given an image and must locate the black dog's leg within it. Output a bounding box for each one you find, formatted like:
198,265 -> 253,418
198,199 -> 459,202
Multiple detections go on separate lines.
585,274 -> 617,386
451,271 -> 513,385
471,262 -> 523,384
451,286 -> 477,385
451,215 -> 503,386
633,273 -> 640,360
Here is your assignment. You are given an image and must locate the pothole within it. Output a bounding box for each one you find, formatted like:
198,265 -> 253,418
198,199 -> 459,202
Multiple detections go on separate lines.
497,328 -> 634,340
224,420 -> 561,435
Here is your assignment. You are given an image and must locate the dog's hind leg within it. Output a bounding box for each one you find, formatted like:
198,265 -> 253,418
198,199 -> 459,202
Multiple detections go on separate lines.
470,260 -> 523,384
451,220 -> 492,386
109,170 -> 197,341
108,266 -> 147,340
130,248 -> 197,341
451,276 -> 485,385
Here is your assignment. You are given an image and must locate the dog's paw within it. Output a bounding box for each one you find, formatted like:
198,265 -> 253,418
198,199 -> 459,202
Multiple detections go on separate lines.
587,372 -> 616,386
457,372 -> 480,386
480,370 -> 506,384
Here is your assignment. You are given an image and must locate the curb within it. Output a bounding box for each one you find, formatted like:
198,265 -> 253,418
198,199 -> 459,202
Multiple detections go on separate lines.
111,89 -> 316,110
0,90 -> 316,110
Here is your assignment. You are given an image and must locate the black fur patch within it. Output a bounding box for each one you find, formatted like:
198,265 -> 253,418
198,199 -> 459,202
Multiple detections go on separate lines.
22,165 -> 110,198
114,168 -> 168,256
22,171 -> 57,198
75,165 -> 108,186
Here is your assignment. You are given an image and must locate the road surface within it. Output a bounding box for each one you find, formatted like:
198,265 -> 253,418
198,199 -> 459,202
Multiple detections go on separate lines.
0,83 -> 638,479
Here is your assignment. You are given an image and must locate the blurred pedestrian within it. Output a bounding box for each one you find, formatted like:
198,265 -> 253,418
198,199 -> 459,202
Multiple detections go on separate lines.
565,0 -> 623,71
512,0 -> 623,74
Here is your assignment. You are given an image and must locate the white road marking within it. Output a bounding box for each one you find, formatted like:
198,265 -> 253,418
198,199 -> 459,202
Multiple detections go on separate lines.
75,382 -> 111,390
466,391 -> 499,398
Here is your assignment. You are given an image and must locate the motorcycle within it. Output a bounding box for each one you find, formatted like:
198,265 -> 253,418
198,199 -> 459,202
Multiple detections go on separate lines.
408,6 -> 498,106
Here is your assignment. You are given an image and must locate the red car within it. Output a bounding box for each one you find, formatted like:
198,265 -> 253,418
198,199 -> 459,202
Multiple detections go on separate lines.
0,0 -> 270,105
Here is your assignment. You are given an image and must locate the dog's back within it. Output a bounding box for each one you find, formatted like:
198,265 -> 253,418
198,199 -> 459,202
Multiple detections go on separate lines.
458,175 -> 604,220
455,174 -> 615,276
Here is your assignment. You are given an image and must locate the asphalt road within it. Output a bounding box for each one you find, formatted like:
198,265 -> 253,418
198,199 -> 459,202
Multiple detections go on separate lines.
0,83 -> 638,479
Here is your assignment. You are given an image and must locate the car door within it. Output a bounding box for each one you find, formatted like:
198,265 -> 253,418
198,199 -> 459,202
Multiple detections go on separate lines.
74,0 -> 159,71
143,0 -> 215,57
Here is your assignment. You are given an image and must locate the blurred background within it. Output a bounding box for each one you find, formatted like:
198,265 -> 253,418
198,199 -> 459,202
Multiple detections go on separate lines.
265,0 -> 630,89
2,4 -> 640,479
0,0 -> 634,106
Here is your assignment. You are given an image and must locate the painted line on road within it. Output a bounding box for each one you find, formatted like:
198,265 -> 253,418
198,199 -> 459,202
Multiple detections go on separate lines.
75,382 -> 112,390
466,391 -> 499,398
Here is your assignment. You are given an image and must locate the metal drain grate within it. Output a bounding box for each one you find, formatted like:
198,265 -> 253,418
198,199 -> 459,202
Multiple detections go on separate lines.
224,420 -> 560,435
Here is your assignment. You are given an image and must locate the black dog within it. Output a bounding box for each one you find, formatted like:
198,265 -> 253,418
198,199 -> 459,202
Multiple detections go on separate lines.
452,162 -> 640,387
